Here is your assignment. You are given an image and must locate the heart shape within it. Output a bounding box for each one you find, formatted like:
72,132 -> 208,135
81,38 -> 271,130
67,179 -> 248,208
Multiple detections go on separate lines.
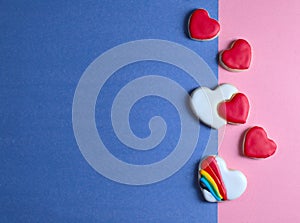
188,9 -> 220,41
199,155 -> 247,202
243,126 -> 277,159
218,93 -> 250,124
190,84 -> 238,129
219,39 -> 252,71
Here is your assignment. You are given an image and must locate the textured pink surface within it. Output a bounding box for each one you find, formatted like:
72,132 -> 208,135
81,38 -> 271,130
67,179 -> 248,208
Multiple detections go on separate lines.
218,0 -> 300,222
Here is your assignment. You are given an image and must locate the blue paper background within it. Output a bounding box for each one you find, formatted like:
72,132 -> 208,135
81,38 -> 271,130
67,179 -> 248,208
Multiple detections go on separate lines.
0,1 -> 218,222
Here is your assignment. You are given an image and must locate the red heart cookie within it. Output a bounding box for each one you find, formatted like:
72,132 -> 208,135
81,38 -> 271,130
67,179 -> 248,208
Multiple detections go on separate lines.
218,93 -> 250,124
243,126 -> 277,159
219,39 -> 252,71
188,9 -> 220,41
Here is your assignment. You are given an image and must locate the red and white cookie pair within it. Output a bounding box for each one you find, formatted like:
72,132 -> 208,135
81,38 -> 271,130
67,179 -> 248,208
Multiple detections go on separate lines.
190,84 -> 250,129
188,9 -> 252,72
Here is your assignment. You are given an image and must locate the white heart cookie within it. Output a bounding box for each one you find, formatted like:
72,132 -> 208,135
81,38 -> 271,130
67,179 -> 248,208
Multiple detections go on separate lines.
190,84 -> 238,129
199,155 -> 247,202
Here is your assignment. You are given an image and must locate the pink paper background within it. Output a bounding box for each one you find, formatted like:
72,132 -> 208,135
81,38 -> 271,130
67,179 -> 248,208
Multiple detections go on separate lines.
218,0 -> 300,222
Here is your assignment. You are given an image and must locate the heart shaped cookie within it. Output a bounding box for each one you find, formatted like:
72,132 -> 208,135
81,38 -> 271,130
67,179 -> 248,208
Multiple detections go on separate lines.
243,126 -> 277,159
188,9 -> 220,41
218,93 -> 250,124
199,155 -> 247,202
190,84 -> 238,129
219,39 -> 252,71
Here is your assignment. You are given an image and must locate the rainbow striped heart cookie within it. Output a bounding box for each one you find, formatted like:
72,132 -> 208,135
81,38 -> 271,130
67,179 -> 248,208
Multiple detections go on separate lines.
199,155 -> 247,202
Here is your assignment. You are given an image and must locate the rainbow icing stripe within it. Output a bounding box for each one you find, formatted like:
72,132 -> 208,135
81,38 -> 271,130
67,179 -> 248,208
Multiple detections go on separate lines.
199,156 -> 227,201
200,170 -> 223,200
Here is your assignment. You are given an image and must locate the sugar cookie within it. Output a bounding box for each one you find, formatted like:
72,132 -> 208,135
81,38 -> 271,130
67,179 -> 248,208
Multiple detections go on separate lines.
218,93 -> 250,124
243,126 -> 277,159
219,39 -> 252,71
199,155 -> 247,202
188,9 -> 220,41
190,84 -> 238,129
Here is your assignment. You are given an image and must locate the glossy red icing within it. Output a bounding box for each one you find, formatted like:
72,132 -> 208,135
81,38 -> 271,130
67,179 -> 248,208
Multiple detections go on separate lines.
201,156 -> 227,200
218,93 -> 250,124
188,9 -> 220,41
243,126 -> 277,158
220,39 -> 252,71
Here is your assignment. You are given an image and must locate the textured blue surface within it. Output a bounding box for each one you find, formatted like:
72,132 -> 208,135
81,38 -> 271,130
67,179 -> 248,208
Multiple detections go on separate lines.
0,1 -> 218,222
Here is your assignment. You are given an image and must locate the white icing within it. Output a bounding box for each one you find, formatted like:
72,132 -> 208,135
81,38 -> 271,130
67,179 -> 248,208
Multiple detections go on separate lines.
215,156 -> 247,200
202,188 -> 217,202
190,84 -> 238,129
